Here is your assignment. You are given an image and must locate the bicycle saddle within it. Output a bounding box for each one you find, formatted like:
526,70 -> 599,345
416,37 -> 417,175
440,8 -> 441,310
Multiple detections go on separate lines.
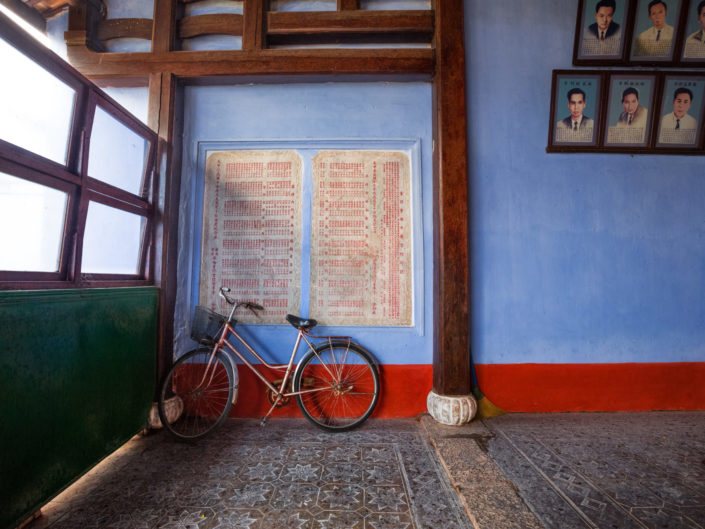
286,314 -> 318,331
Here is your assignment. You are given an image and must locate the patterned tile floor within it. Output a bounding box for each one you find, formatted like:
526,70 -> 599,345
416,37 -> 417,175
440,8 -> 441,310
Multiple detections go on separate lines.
485,412 -> 705,529
26,419 -> 472,529
22,412 -> 705,529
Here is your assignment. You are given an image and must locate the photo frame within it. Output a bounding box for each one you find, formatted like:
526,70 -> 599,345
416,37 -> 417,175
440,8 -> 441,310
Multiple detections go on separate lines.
680,0 -> 705,63
574,0 -> 631,63
654,74 -> 705,149
630,0 -> 684,62
603,73 -> 657,147
548,72 -> 603,148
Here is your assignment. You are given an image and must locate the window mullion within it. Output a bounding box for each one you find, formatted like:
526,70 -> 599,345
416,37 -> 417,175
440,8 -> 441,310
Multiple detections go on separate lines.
69,92 -> 97,285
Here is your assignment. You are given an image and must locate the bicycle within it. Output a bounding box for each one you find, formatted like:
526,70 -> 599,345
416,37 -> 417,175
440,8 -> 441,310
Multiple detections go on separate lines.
157,286 -> 380,440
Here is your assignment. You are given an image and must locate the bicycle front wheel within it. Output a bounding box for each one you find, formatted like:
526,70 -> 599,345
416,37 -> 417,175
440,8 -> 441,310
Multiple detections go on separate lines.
294,341 -> 380,431
158,347 -> 235,441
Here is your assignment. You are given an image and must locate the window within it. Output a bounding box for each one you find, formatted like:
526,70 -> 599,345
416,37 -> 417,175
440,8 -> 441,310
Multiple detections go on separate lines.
88,106 -> 149,196
0,37 -> 76,165
82,201 -> 146,275
0,15 -> 157,288
0,172 -> 68,272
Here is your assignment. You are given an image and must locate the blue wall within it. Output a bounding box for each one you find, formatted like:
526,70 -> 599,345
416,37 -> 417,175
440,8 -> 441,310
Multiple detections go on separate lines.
466,0 -> 705,366
176,82 -> 434,365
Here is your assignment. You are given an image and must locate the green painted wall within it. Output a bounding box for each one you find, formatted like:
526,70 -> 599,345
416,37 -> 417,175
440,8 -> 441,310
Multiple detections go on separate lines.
0,287 -> 158,529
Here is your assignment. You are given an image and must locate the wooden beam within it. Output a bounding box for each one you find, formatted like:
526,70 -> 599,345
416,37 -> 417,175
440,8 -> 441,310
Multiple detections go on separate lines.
148,72 -> 183,397
179,14 -> 243,39
242,0 -> 265,51
152,0 -> 178,53
96,18 -> 153,41
66,3 -> 105,52
65,47 -> 434,79
431,0 -> 471,396
0,0 -> 46,32
267,10 -> 433,36
338,0 -> 360,10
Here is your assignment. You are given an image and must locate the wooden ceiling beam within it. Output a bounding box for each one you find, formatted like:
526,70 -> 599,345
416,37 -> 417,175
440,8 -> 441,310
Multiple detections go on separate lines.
65,47 -> 434,79
2,0 -> 46,31
267,10 -> 433,36
338,0 -> 360,9
178,13 -> 243,39
96,18 -> 152,41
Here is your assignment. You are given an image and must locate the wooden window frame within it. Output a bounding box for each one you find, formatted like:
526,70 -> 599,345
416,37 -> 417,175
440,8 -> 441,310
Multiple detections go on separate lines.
0,12 -> 158,290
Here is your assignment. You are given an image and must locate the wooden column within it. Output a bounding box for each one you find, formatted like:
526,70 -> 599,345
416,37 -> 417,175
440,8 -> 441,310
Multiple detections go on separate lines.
148,72 -> 183,394
337,0 -> 360,9
243,0 -> 266,51
431,0 -> 472,397
152,0 -> 179,53
65,1 -> 105,52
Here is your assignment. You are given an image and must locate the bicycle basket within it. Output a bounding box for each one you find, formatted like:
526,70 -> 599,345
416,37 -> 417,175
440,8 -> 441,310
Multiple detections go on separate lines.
190,305 -> 226,343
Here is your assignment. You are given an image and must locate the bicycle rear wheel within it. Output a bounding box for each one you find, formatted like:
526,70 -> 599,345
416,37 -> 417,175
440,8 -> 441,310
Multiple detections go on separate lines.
158,347 -> 236,440
293,341 -> 379,431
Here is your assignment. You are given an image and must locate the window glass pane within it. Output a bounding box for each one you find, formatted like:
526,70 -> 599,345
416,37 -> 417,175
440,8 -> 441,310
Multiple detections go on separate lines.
88,106 -> 149,196
0,38 -> 76,164
82,202 -> 144,274
0,172 -> 67,272
102,87 -> 150,125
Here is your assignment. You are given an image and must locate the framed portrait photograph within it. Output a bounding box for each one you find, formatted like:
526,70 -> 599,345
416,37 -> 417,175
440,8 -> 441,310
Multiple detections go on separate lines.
654,75 -> 705,149
680,0 -> 705,62
575,0 -> 631,63
604,74 -> 657,147
629,0 -> 683,62
549,72 -> 602,148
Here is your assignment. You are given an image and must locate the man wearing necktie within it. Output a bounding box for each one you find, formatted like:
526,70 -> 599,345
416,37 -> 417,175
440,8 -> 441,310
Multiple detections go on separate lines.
617,87 -> 648,129
658,87 -> 698,144
634,0 -> 674,58
556,88 -> 595,142
683,1 -> 705,59
582,0 -> 622,56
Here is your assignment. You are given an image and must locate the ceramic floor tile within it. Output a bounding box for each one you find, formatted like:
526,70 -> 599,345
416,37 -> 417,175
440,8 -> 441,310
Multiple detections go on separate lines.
485,412 -> 705,529
27,419 -> 472,529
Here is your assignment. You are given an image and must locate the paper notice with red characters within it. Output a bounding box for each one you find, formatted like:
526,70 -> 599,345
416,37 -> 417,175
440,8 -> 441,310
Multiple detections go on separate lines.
200,150 -> 302,323
310,151 -> 412,326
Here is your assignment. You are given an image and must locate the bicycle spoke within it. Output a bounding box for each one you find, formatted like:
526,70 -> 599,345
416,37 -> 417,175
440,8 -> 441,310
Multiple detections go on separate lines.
294,343 -> 379,431
158,348 -> 235,440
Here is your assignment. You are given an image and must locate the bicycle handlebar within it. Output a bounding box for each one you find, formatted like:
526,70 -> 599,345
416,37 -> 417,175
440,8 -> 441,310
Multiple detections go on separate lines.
219,287 -> 264,317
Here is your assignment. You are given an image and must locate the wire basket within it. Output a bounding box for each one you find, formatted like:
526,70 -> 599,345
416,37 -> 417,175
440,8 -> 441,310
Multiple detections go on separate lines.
190,305 -> 226,344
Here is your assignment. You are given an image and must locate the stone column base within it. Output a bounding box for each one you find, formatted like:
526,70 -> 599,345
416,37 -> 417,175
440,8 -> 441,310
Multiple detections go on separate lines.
427,391 -> 477,425
148,396 -> 183,429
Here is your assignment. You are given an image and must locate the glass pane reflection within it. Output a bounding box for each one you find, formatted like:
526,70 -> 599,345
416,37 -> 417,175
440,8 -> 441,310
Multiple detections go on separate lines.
88,106 -> 149,196
0,38 -> 76,164
82,201 -> 145,275
0,172 -> 67,272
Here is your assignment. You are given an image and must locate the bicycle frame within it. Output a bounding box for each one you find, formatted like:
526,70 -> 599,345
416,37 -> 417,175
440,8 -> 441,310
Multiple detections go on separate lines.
200,316 -> 356,422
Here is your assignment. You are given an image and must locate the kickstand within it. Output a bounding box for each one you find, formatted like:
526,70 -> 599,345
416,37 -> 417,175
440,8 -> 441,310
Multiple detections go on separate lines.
260,394 -> 282,427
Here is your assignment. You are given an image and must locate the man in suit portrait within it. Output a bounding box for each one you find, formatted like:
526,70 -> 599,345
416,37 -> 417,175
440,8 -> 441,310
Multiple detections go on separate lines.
683,1 -> 705,58
582,0 -> 623,55
556,88 -> 595,142
659,87 -> 698,144
617,87 -> 648,128
634,0 -> 674,57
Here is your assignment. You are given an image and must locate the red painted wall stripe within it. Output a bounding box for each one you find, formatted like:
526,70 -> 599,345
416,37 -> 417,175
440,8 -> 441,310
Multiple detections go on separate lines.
475,363 -> 705,412
230,364 -> 433,418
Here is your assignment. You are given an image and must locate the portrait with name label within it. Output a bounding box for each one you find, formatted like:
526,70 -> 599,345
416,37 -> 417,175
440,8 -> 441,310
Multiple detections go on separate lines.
630,0 -> 683,62
550,73 -> 602,147
575,0 -> 631,62
604,74 -> 656,147
655,75 -> 705,148
681,0 -> 705,62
